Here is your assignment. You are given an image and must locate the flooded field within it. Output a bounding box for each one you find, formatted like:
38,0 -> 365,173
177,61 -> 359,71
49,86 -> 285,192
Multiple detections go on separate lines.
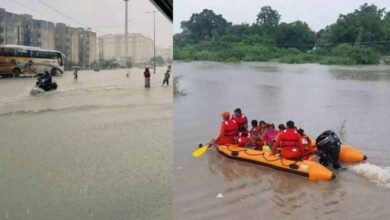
0,68 -> 172,220
173,61 -> 390,220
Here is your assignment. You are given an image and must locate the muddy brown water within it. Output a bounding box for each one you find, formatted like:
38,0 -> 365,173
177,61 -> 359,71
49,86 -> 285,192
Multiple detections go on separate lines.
174,61 -> 390,220
0,68 -> 172,220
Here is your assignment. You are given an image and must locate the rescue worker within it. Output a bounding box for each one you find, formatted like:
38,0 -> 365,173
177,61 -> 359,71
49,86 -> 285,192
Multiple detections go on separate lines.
264,124 -> 279,147
212,111 -> 238,145
271,121 -> 304,159
297,128 -> 316,158
231,108 -> 248,131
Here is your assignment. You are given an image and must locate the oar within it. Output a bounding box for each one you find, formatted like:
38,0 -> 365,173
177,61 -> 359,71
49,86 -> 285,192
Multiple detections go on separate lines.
192,144 -> 212,158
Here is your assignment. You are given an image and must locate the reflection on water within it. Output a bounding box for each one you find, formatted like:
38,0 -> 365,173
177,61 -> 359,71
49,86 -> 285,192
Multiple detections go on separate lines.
0,68 -> 172,220
174,61 -> 390,220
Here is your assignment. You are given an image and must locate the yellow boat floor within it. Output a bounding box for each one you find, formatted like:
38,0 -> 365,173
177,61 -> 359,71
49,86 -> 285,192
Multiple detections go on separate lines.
217,145 -> 335,181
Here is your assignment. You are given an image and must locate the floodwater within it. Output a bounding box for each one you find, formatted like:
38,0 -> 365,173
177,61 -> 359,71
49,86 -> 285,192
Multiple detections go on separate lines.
0,68 -> 172,220
173,61 -> 390,220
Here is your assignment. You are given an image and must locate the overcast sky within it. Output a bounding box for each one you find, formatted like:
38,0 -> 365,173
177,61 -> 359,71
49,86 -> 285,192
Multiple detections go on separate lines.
174,0 -> 390,33
0,0 -> 172,48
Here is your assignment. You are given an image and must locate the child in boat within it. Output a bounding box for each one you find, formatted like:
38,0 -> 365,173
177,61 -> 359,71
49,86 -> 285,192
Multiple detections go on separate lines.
264,124 -> 279,147
249,131 -> 265,150
237,131 -> 251,147
258,120 -> 270,136
250,120 -> 258,134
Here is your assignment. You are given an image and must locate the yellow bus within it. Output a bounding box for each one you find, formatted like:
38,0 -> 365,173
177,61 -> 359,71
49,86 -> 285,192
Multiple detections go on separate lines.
0,44 -> 65,78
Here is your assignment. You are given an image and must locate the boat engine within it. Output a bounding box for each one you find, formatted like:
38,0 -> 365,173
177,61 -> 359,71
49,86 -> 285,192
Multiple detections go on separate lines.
315,130 -> 341,169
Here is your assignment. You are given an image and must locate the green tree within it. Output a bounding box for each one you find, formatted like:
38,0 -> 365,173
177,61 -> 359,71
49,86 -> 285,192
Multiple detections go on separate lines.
150,56 -> 166,65
256,6 -> 281,34
318,3 -> 386,50
180,9 -> 231,42
276,21 -> 316,51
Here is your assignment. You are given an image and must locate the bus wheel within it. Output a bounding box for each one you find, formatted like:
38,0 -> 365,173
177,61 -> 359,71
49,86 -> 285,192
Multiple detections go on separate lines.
12,68 -> 21,78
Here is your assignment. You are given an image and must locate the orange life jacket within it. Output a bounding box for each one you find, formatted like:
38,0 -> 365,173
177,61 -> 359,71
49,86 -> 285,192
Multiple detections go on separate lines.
232,114 -> 247,130
216,119 -> 238,145
278,129 -> 304,159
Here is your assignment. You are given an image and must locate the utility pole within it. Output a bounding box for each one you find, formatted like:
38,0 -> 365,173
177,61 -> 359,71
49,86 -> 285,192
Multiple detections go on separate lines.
146,10 -> 156,73
124,0 -> 129,68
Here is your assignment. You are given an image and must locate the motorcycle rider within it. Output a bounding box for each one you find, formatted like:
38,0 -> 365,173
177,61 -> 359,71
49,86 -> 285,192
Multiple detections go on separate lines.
39,70 -> 52,85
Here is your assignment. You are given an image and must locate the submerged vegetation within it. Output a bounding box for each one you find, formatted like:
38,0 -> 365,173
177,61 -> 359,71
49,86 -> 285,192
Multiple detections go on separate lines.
174,4 -> 390,65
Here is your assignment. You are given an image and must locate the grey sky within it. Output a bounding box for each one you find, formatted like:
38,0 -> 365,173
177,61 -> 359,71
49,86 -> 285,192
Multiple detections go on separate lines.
174,0 -> 390,33
1,0 -> 172,48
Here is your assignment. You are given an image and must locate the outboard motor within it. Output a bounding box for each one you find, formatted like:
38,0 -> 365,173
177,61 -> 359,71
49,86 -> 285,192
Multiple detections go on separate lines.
315,130 -> 341,169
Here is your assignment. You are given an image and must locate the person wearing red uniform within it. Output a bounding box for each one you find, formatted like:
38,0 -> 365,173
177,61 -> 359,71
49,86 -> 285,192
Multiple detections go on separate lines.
297,128 -> 316,158
231,108 -> 248,131
237,131 -> 250,147
214,111 -> 238,145
271,121 -> 304,159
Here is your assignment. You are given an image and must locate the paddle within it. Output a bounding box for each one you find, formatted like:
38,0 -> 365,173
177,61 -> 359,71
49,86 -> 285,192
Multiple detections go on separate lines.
192,144 -> 212,158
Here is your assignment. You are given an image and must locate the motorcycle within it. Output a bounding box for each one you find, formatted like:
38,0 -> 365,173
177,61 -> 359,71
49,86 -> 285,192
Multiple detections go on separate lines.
35,77 -> 58,91
30,77 -> 58,95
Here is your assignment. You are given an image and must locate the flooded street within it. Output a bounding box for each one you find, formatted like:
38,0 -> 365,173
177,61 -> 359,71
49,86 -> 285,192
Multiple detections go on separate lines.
173,62 -> 390,220
0,68 -> 172,220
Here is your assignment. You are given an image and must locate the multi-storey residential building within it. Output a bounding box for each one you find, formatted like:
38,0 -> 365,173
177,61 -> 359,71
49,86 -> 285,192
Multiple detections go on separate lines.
0,8 -> 97,68
31,20 -> 55,50
99,33 -> 166,66
78,28 -> 96,68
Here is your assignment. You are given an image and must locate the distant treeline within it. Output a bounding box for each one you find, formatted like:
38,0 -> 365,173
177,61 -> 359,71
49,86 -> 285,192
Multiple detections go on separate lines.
174,4 -> 390,65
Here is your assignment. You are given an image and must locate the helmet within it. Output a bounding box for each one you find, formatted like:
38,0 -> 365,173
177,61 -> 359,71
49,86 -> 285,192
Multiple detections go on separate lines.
221,111 -> 230,119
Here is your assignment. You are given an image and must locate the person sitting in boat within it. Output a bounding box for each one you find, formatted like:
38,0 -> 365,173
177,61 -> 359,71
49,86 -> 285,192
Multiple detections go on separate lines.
237,131 -> 251,147
278,124 -> 286,132
231,108 -> 248,131
250,120 -> 258,135
258,120 -> 270,136
212,111 -> 238,145
249,130 -> 265,150
271,121 -> 304,159
297,128 -> 316,158
264,124 -> 279,147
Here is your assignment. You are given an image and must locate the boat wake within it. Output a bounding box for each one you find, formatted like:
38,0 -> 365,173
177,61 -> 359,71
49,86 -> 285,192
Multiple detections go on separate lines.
350,162 -> 390,188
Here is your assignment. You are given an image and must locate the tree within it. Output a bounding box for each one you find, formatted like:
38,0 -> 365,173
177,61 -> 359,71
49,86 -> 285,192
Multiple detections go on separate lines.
276,21 -> 316,51
256,6 -> 281,34
150,56 -> 166,66
318,3 -> 386,50
180,9 -> 231,42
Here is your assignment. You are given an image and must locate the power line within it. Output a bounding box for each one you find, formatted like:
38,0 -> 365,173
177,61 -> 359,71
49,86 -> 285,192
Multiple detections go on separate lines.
6,0 -> 49,20
37,0 -> 109,35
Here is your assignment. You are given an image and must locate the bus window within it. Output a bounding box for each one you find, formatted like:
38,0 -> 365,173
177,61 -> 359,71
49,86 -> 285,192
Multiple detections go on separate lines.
16,49 -> 29,57
0,48 -> 16,56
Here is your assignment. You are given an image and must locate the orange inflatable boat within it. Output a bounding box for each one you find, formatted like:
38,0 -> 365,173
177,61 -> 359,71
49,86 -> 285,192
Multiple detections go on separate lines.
308,138 -> 367,163
217,145 -> 335,181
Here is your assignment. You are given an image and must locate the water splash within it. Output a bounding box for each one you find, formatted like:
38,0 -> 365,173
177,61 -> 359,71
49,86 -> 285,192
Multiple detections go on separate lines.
350,163 -> 390,188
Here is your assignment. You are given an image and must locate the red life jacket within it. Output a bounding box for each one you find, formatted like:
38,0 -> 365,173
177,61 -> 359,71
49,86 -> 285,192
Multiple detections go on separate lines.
216,119 -> 238,145
279,129 -> 303,159
237,136 -> 249,147
232,114 -> 247,130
